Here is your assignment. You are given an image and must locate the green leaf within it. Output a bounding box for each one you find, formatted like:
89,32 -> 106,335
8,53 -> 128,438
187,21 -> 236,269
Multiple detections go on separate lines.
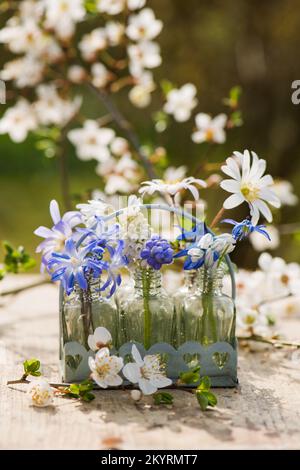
2,241 -> 35,274
223,85 -> 242,109
23,358 -> 41,377
153,392 -> 174,405
196,392 -> 209,411
62,380 -> 95,403
179,365 -> 201,385
206,391 -> 218,407
197,376 -> 211,392
81,391 -> 95,402
160,79 -> 176,96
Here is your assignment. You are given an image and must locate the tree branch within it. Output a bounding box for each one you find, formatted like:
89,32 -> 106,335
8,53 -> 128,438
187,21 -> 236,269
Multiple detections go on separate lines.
86,83 -> 158,180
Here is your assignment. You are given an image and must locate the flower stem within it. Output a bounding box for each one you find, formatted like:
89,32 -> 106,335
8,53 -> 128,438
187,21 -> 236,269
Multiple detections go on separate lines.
238,334 -> 300,349
142,269 -> 151,350
210,207 -> 226,228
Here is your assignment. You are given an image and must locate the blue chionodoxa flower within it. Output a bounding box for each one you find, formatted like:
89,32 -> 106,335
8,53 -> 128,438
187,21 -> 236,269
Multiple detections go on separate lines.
140,235 -> 174,270
77,216 -> 121,253
99,240 -> 129,297
48,238 -> 108,295
222,218 -> 271,241
34,199 -> 82,269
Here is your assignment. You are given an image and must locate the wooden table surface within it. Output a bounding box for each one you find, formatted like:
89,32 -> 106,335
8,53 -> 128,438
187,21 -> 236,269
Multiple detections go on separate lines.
1,275 -> 300,450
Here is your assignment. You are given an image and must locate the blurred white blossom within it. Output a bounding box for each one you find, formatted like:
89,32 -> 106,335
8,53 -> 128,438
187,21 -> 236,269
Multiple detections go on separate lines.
250,225 -> 280,251
0,99 -> 38,142
272,180 -> 298,206
42,0 -> 86,40
28,379 -> 54,408
164,84 -> 197,122
79,28 -> 107,61
68,120 -> 115,162
126,8 -> 163,41
97,0 -> 126,15
192,113 -> 227,144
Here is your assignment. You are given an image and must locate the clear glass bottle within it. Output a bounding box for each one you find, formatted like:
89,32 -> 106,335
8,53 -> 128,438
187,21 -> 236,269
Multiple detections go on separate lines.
60,279 -> 118,349
179,267 -> 236,346
174,270 -> 201,345
119,268 -> 176,349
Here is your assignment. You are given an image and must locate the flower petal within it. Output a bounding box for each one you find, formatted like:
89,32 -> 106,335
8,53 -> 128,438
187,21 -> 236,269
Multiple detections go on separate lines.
223,193 -> 244,209
50,200 -> 61,225
138,378 -> 157,395
122,363 -> 141,384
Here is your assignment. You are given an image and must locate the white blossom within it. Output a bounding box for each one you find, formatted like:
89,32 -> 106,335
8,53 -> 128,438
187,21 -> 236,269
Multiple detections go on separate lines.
68,120 -> 115,162
192,113 -> 227,144
164,84 -> 197,122
97,0 -> 126,15
250,225 -> 280,252
89,347 -> 123,388
127,0 -> 146,10
77,199 -> 114,226
97,154 -> 140,194
28,379 -> 54,407
105,21 -> 125,45
79,28 -> 107,61
128,41 -> 162,76
88,327 -> 112,351
67,65 -> 86,83
1,56 -> 44,88
129,71 -> 155,108
0,99 -> 38,142
34,84 -> 81,126
272,180 -> 298,206
0,19 -> 44,55
111,137 -> 130,156
91,63 -> 111,88
258,252 -> 300,297
42,0 -> 86,40
123,345 -> 172,395
220,150 -> 281,225
126,8 -> 163,41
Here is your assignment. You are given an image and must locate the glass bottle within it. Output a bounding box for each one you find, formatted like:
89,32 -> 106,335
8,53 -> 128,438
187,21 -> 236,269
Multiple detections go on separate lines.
173,270 -> 201,345
60,278 -> 118,350
179,267 -> 236,346
119,268 -> 175,349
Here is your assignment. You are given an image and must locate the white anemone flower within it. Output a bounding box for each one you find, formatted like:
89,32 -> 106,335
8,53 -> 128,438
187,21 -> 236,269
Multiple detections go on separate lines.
220,150 -> 281,225
89,348 -> 123,388
139,171 -> 206,203
88,327 -> 112,351
192,113 -> 227,144
28,379 -> 54,407
122,345 -> 172,395
126,8 -> 163,41
164,84 -> 198,122
0,99 -> 38,142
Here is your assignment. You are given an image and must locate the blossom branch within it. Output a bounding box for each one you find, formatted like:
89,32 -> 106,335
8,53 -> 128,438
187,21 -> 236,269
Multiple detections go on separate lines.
86,82 -> 158,180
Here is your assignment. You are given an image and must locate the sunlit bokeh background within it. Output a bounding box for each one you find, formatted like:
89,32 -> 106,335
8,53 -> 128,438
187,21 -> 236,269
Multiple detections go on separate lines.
1,0 -> 300,268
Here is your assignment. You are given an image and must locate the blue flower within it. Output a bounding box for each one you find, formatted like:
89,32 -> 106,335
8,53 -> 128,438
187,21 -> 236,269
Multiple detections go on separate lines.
34,200 -> 82,269
222,218 -> 271,241
100,240 -> 128,298
175,222 -> 208,259
140,235 -> 174,270
48,238 -> 107,295
77,216 -> 120,254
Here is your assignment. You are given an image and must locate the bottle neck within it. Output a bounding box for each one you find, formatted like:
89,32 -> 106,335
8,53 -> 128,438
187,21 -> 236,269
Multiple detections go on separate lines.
183,269 -> 201,290
200,267 -> 224,294
134,268 -> 162,296
72,277 -> 101,302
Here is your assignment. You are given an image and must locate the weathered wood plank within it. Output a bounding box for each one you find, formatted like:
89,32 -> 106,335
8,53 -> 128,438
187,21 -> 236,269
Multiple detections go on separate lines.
0,275 -> 300,450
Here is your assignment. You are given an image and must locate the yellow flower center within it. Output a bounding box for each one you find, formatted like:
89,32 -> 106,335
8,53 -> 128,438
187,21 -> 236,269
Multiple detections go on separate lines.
96,362 -> 111,377
245,314 -> 256,325
241,183 -> 260,202
205,129 -> 214,141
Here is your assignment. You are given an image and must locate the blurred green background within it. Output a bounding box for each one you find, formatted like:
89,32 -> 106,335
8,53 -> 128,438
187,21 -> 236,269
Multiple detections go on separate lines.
0,0 -> 300,268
